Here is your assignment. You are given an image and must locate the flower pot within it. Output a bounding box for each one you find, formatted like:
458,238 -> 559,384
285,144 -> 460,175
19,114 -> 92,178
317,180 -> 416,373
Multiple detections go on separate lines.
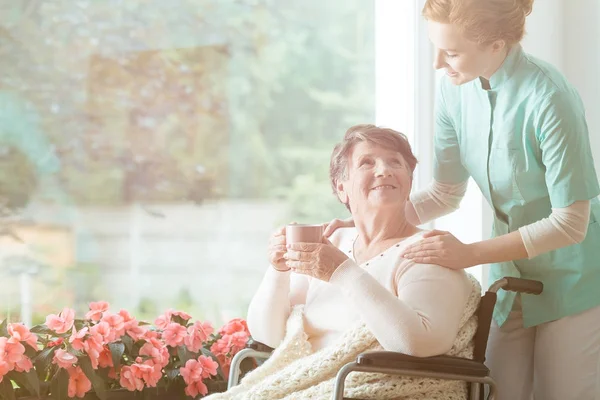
17,381 -> 228,400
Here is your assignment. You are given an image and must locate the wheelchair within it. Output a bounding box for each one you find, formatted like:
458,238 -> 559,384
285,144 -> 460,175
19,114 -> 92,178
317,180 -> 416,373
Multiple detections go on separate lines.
228,277 -> 543,400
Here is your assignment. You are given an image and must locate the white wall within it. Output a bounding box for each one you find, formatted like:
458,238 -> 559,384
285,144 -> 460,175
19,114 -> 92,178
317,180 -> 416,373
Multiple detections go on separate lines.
563,1 -> 600,176
523,0 -> 600,176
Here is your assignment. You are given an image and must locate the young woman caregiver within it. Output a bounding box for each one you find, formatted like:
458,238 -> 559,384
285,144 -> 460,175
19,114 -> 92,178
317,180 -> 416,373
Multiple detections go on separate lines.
324,0 -> 600,399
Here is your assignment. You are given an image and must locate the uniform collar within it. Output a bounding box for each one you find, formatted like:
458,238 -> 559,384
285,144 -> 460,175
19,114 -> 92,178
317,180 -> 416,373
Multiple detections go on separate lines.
485,44 -> 524,90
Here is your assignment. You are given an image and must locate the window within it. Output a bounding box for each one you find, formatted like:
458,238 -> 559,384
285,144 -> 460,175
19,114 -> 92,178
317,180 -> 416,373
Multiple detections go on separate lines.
0,1 -> 382,326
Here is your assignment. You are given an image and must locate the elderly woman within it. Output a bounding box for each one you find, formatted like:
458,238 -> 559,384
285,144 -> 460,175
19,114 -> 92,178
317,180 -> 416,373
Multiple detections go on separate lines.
209,125 -> 480,400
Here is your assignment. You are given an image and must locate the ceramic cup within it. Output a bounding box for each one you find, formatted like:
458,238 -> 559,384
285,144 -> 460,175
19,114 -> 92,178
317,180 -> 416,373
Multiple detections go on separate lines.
285,224 -> 324,244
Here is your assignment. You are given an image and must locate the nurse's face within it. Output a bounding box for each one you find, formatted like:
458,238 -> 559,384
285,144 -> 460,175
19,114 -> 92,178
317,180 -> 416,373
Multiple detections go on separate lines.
428,21 -> 506,86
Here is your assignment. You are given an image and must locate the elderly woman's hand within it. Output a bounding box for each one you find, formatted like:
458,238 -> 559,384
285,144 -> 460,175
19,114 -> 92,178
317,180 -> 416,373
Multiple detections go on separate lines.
401,230 -> 478,270
268,226 -> 290,272
284,237 -> 350,281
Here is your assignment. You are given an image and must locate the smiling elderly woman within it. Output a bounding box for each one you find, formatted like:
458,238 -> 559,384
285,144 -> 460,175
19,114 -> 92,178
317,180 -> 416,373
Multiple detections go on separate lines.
207,125 -> 481,400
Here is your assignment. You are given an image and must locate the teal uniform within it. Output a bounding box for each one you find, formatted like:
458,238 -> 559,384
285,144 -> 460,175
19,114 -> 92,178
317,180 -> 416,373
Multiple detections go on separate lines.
434,44 -> 600,327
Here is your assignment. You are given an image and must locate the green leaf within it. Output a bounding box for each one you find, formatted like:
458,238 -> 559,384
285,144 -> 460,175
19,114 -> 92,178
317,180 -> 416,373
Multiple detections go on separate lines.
0,378 -> 15,400
108,342 -> 125,370
24,369 -> 41,397
121,335 -> 134,353
171,315 -> 189,326
29,325 -> 55,335
73,320 -> 86,331
200,348 -> 225,381
24,344 -> 38,359
79,356 -> 107,400
7,369 -> 40,397
0,319 -> 8,338
164,368 -> 179,382
177,346 -> 196,365
50,368 -> 69,400
33,346 -> 57,379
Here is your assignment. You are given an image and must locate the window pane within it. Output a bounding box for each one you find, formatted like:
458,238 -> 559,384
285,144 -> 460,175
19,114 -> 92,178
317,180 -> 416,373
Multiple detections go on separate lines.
0,1 -> 375,325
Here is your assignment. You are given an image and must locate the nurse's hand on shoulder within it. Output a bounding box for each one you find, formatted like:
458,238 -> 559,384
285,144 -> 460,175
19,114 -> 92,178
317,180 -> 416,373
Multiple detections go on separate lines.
284,237 -> 349,282
401,230 -> 477,270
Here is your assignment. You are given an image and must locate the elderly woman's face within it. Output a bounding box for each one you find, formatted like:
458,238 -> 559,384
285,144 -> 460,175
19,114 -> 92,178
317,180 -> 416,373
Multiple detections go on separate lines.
337,141 -> 412,213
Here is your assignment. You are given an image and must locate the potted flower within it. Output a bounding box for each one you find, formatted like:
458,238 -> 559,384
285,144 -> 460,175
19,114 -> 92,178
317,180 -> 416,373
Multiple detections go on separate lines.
0,303 -> 251,399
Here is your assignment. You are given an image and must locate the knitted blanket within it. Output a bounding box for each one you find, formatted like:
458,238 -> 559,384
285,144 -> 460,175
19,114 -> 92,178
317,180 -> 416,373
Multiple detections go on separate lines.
207,275 -> 481,400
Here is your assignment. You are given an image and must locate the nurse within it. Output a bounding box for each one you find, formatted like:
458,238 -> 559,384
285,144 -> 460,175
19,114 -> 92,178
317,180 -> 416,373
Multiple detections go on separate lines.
324,0 -> 600,399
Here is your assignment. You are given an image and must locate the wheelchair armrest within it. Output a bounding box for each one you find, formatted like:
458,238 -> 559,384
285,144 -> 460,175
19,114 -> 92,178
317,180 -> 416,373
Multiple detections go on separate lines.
356,351 -> 489,378
245,339 -> 275,353
228,339 -> 274,389
489,277 -> 543,295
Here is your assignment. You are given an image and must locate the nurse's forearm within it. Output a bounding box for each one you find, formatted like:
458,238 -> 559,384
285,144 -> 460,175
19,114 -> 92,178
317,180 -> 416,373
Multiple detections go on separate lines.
469,230 -> 528,265
410,180 -> 468,224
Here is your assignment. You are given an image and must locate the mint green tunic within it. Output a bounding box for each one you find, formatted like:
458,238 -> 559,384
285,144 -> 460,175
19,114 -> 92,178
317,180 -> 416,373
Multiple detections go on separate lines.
434,44 -> 600,327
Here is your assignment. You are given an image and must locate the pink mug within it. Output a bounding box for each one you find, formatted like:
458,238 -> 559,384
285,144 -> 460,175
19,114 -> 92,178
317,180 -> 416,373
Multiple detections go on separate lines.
285,224 -> 324,245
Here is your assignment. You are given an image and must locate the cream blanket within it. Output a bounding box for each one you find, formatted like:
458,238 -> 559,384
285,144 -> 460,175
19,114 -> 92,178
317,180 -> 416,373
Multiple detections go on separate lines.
207,275 -> 481,400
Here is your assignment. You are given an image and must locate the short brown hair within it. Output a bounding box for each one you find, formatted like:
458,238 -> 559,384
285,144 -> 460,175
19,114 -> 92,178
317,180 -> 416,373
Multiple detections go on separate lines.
423,0 -> 534,45
329,124 -> 418,199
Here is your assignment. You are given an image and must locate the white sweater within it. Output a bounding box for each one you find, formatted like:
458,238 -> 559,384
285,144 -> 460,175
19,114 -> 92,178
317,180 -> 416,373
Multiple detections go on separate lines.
247,228 -> 472,357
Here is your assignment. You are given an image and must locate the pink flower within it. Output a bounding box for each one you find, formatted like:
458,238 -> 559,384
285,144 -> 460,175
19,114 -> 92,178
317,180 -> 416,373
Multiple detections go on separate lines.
98,347 -> 113,369
82,329 -> 104,369
229,331 -> 250,350
120,365 -> 144,392
15,356 -> 33,372
85,301 -> 109,322
184,381 -> 208,398
67,367 -> 92,398
69,327 -> 88,351
47,338 -> 64,348
134,360 -> 162,387
216,353 -> 230,379
0,359 -> 10,383
198,355 -> 218,378
0,338 -> 25,365
139,340 -> 169,368
162,323 -> 187,347
126,324 -> 147,342
219,318 -> 249,336
153,311 -> 172,330
185,321 -> 214,353
45,308 -> 75,334
118,309 -> 134,324
91,321 -> 112,344
180,356 -> 218,384
180,356 -> 217,397
210,337 -> 229,356
143,330 -> 160,341
53,349 -> 78,369
8,323 -> 38,350
101,312 -> 126,340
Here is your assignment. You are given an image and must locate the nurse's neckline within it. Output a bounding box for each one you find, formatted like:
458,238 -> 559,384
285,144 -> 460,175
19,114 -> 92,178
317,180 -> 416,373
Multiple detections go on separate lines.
479,44 -> 524,91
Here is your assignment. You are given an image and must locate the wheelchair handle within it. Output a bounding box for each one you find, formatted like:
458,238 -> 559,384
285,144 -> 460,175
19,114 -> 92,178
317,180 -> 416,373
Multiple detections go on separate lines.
246,339 -> 274,353
489,277 -> 543,295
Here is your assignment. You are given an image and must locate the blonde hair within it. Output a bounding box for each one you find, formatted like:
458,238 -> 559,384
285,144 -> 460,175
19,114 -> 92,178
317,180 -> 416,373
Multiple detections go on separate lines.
423,0 -> 534,45
329,124 -> 417,210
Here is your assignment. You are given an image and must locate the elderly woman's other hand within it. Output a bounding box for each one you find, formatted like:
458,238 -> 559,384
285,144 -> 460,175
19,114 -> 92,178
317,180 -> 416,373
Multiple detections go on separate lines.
322,217 -> 355,237
284,237 -> 350,282
268,225 -> 290,272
